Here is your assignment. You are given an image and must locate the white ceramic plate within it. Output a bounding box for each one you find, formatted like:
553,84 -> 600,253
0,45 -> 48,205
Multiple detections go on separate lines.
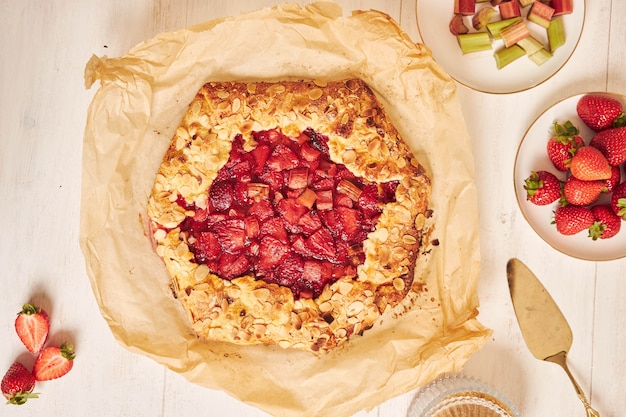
416,1 -> 586,94
513,92 -> 626,261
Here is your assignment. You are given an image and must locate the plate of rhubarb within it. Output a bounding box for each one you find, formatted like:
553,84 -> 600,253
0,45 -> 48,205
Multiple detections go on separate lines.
416,0 -> 585,94
513,92 -> 626,261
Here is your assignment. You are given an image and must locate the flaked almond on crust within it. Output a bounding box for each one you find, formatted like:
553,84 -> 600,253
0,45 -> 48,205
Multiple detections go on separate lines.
147,79 -> 431,353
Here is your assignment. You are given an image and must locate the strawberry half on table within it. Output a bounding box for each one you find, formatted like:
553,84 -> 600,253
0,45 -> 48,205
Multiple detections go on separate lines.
1,362 -> 38,405
33,343 -> 75,381
15,303 -> 50,354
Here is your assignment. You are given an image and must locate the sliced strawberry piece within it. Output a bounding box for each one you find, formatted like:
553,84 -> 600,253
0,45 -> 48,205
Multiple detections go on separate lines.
336,206 -> 363,242
258,169 -> 285,190
297,211 -> 323,235
15,304 -> 49,354
380,180 -> 399,203
319,210 -> 340,236
212,219 -> 246,253
193,231 -> 222,263
209,180 -> 235,212
315,160 -> 338,178
300,141 -> 322,161
315,189 -> 333,210
248,200 -> 274,222
334,192 -> 354,208
218,253 -> 251,279
311,176 -> 335,191
277,198 -> 308,226
33,343 -> 75,381
258,237 -> 291,270
233,181 -> 249,206
301,260 -> 334,298
253,129 -> 286,146
357,184 -> 382,217
250,143 -> 271,174
305,228 -> 336,261
259,217 -> 289,243
267,144 -> 300,171
231,160 -> 252,181
274,253 -> 304,286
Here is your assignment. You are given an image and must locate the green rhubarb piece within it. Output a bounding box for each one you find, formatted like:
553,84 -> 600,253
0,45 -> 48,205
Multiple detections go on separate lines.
457,32 -> 492,54
528,48 -> 553,66
519,0 -> 535,6
517,36 -> 545,55
494,44 -> 526,69
548,17 -> 566,52
486,17 -> 522,40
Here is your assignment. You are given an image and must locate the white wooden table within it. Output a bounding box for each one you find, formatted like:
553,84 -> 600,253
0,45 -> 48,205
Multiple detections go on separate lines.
1,1 -> 624,416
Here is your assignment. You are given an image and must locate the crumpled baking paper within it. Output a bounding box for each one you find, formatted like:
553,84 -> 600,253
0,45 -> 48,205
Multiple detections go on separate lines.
79,2 -> 491,416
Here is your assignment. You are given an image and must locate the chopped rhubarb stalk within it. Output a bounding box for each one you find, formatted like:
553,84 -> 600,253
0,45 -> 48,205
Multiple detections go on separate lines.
499,19 -> 530,47
247,183 -> 270,201
486,17 -> 521,40
288,167 -> 309,189
499,0 -> 521,19
449,14 -> 469,36
315,190 -> 334,211
547,17 -> 566,52
244,216 -> 260,239
494,44 -> 526,69
336,179 -> 363,201
528,48 -> 553,65
454,0 -> 475,15
551,0 -> 573,15
297,188 -> 317,209
517,36 -> 544,55
527,1 -> 555,28
457,32 -> 492,54
472,7 -> 497,30
518,0 -> 534,6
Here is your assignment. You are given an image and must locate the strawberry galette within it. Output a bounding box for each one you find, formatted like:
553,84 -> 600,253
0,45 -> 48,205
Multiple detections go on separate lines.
147,79 -> 432,353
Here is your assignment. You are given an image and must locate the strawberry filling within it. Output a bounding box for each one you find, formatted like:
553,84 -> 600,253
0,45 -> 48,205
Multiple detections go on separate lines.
178,128 -> 398,299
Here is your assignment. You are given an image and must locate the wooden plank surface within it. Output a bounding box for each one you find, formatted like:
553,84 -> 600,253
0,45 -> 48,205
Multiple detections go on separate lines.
1,1 -> 624,416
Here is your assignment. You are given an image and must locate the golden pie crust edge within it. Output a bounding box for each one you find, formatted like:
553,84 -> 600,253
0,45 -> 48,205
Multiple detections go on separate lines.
147,79 -> 432,353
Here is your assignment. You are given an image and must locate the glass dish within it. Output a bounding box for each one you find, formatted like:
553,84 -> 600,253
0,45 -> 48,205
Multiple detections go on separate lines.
407,374 -> 521,417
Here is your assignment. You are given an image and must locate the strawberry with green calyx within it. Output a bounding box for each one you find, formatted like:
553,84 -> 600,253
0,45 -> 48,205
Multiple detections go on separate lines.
589,126 -> 626,166
524,170 -> 563,206
569,146 -> 612,181
1,362 -> 39,405
546,121 -> 584,171
15,303 -> 50,354
611,181 -> 626,220
576,94 -> 626,132
33,343 -> 75,381
553,205 -> 595,235
563,176 -> 605,206
589,204 -> 622,240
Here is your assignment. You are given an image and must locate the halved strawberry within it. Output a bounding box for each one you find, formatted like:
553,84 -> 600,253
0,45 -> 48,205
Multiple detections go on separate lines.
357,184 -> 382,217
589,204 -> 622,240
209,180 -> 235,212
259,217 -> 288,243
250,143 -> 271,174
546,121 -> 584,171
274,253 -> 304,286
212,219 -> 247,253
297,211 -> 323,235
193,231 -> 222,263
248,200 -> 274,221
33,343 -> 75,381
267,145 -> 300,171
15,304 -> 50,354
301,260 -> 334,298
276,198 -> 308,226
336,206 -> 363,242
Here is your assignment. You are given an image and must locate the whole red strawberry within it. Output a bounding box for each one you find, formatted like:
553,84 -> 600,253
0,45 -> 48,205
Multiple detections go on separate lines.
524,170 -> 563,205
569,146 -> 612,181
589,126 -> 626,166
563,176 -> 605,206
33,343 -> 75,381
589,204 -> 622,240
553,205 -> 595,235
15,303 -> 50,354
611,181 -> 626,220
546,121 -> 585,171
576,94 -> 626,131
1,362 -> 38,405
603,165 -> 622,193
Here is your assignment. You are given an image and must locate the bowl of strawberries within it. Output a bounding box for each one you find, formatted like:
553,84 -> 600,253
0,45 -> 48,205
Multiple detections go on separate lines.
514,92 -> 626,260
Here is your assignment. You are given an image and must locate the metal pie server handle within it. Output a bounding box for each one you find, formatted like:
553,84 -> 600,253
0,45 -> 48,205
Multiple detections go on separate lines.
545,351 -> 600,417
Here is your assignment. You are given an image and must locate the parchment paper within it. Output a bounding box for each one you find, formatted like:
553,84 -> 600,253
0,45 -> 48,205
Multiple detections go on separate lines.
79,2 -> 491,416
